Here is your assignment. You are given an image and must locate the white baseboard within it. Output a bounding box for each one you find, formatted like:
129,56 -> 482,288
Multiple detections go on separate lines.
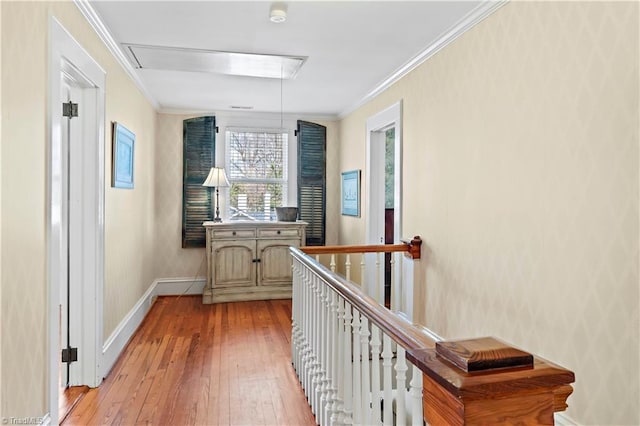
554,412 -> 577,425
155,276 -> 206,296
39,413 -> 51,425
100,276 -> 206,378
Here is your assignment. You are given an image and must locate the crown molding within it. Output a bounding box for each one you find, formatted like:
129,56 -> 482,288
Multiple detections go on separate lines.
339,0 -> 509,119
158,108 -> 339,122
73,0 -> 160,110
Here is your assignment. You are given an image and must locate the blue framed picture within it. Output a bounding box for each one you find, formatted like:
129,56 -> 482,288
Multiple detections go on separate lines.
341,169 -> 361,217
112,122 -> 135,189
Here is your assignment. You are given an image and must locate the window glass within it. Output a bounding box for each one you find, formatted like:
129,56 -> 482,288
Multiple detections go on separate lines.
226,129 -> 288,221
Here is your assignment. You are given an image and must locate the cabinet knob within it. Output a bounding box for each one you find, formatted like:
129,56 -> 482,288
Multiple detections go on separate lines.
232,231 -> 236,236
277,230 -> 281,235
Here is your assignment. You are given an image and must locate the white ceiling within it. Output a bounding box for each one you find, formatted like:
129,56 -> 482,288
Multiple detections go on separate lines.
89,1 -> 485,117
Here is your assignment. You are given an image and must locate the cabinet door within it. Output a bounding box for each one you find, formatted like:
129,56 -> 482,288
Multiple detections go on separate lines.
257,239 -> 298,287
212,240 -> 256,288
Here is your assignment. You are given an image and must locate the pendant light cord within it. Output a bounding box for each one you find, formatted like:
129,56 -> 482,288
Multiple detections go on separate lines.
280,63 -> 284,130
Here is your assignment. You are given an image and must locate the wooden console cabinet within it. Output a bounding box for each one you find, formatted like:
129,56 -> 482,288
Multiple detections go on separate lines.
202,221 -> 307,304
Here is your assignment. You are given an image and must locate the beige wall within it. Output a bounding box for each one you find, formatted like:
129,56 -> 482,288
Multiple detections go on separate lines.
155,113 -> 210,279
0,0 -> 3,418
340,2 -> 639,424
154,113 -> 340,280
1,1 -> 156,417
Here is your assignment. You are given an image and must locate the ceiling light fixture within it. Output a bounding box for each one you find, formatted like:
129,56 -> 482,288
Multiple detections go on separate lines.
269,2 -> 287,23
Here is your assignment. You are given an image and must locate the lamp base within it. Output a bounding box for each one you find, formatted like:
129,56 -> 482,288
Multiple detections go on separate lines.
213,217 -> 223,223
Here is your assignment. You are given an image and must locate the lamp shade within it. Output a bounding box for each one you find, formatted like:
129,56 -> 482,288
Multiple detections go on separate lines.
202,167 -> 230,188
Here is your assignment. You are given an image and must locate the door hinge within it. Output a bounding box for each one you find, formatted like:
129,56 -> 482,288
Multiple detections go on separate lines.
62,101 -> 78,118
61,347 -> 78,363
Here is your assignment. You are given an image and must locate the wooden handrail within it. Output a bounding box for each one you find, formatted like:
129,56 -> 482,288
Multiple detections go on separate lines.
291,246 -> 575,424
301,235 -> 422,259
290,246 -> 435,351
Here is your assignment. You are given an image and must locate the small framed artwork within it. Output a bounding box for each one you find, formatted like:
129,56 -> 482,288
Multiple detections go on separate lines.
112,122 -> 135,189
341,169 -> 361,217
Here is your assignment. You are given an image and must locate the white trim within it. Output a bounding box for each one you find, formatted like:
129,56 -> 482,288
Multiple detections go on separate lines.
73,0 -> 159,109
155,277 -> 206,296
48,17 -> 106,424
101,282 -> 157,377
39,413 -> 52,426
364,101 -> 402,298
554,412 -> 578,426
160,108 -> 338,122
339,0 -> 508,118
101,277 -> 206,377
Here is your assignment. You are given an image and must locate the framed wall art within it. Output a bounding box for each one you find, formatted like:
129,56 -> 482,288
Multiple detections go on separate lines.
341,169 -> 361,217
112,122 -> 135,189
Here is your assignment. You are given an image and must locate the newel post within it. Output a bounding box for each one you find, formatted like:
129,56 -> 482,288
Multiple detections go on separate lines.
407,337 -> 575,425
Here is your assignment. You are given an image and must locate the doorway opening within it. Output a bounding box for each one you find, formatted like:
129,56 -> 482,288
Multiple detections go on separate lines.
365,101 -> 402,308
384,127 -> 395,307
49,18 -> 105,424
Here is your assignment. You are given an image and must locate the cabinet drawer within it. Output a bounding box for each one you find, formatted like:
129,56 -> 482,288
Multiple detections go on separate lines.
211,229 -> 256,239
258,228 -> 300,238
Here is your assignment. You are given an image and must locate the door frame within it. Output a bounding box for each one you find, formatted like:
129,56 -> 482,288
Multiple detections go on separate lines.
48,17 -> 105,422
365,101 -> 402,301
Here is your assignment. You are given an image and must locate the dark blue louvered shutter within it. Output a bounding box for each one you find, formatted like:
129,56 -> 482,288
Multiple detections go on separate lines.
182,116 -> 215,248
297,121 -> 326,246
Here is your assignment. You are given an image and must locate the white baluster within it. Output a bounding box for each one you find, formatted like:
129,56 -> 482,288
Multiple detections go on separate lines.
342,302 -> 353,425
352,310 -> 362,425
375,252 -> 381,304
360,256 -> 366,290
329,290 -> 342,426
382,334 -> 393,426
291,260 -> 300,372
389,253 -> 396,311
395,347 -> 408,426
345,254 -> 352,282
331,292 -> 345,425
323,284 -> 335,425
316,254 -> 320,263
410,364 -> 423,426
360,316 -> 371,426
322,285 -> 331,425
301,267 -> 311,392
308,271 -> 319,409
316,280 -> 325,423
313,275 -> 324,416
370,324 -> 382,426
330,254 -> 337,273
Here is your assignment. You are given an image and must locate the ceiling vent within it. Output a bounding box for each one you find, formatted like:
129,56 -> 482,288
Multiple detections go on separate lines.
123,44 -> 306,79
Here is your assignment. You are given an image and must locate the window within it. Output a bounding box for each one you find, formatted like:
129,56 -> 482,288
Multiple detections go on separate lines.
226,129 -> 288,221
297,120 -> 326,245
182,116 -> 216,248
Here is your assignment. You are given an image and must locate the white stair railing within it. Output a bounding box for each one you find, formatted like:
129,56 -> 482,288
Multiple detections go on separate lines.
291,243 -> 429,426
292,238 -> 577,426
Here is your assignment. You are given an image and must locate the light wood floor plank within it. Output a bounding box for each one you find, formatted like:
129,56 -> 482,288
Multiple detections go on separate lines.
63,296 -> 315,426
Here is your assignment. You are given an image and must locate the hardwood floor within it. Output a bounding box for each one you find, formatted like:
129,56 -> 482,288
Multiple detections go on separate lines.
63,296 -> 316,426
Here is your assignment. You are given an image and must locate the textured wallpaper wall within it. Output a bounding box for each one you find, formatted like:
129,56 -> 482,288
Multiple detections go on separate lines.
340,2 -> 639,424
155,113 -> 209,279
1,2 -> 157,417
0,1 -> 4,419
